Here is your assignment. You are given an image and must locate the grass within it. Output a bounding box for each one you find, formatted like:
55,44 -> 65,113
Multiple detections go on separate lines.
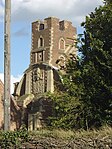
0,125 -> 111,148
29,125 -> 112,140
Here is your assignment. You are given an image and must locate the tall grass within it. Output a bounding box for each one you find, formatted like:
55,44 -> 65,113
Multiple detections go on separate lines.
30,125 -> 112,139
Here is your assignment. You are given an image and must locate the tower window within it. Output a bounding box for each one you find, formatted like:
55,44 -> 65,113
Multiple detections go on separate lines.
59,21 -> 65,30
59,38 -> 65,49
40,38 -> 43,46
39,24 -> 44,30
38,37 -> 44,47
38,52 -> 43,61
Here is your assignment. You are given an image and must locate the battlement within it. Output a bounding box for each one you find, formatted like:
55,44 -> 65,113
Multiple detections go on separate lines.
32,17 -> 74,31
31,17 -> 76,67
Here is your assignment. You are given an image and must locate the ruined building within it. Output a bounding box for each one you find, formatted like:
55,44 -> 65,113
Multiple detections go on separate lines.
0,79 -> 21,130
13,17 -> 77,130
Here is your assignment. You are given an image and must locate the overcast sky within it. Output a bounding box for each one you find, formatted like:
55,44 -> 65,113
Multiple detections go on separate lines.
0,0 -> 103,93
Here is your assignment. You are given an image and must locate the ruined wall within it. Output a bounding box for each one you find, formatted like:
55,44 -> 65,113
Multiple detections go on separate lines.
0,80 -> 21,130
13,64 -> 61,130
12,17 -> 77,130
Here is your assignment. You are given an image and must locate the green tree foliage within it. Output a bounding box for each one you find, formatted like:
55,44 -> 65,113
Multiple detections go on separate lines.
0,125 -> 28,148
48,55 -> 84,129
49,1 -> 112,129
79,1 -> 112,127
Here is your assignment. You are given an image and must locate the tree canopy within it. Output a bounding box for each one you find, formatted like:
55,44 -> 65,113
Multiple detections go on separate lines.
80,0 -> 112,127
48,1 -> 112,129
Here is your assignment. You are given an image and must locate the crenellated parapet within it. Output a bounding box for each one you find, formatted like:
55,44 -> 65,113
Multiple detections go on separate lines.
30,17 -> 77,69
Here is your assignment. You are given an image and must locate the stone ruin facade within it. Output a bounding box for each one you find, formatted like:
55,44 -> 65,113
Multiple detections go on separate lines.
0,17 -> 77,131
0,80 -> 21,130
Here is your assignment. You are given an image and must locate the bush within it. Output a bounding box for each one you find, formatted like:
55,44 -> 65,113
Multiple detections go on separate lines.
0,125 -> 29,148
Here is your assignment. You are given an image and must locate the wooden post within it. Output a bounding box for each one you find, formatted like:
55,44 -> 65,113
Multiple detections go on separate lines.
4,0 -> 11,131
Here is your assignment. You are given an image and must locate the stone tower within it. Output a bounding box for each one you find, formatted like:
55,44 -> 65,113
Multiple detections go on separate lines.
30,17 -> 76,68
13,17 -> 77,130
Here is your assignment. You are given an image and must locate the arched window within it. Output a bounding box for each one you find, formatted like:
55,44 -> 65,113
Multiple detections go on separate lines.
38,37 -> 44,47
59,38 -> 65,49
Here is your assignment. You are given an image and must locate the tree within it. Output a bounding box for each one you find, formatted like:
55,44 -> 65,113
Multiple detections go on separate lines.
79,1 -> 112,127
48,55 -> 84,129
48,1 -> 112,129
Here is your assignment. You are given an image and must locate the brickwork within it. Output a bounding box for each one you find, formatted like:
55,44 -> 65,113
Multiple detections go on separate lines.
12,17 -> 77,130
0,80 -> 21,130
30,17 -> 77,69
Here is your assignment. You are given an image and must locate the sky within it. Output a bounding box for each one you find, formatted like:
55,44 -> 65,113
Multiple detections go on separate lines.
0,0 -> 103,93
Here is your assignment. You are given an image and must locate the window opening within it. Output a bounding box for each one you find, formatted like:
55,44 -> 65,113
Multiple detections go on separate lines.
40,38 -> 43,47
59,38 -> 65,49
39,24 -> 44,30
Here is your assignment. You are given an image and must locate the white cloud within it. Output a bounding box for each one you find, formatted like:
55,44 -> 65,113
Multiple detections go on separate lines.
10,0 -> 103,26
0,1 -> 4,22
0,5 -> 3,16
0,73 -> 22,94
0,0 -> 103,83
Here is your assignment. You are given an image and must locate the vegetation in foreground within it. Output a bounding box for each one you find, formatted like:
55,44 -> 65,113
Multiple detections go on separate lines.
0,125 -> 112,148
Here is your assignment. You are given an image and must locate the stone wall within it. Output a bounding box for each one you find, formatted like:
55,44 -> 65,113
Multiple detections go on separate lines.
0,80 -> 21,130
30,17 -> 77,69
12,17 -> 77,130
